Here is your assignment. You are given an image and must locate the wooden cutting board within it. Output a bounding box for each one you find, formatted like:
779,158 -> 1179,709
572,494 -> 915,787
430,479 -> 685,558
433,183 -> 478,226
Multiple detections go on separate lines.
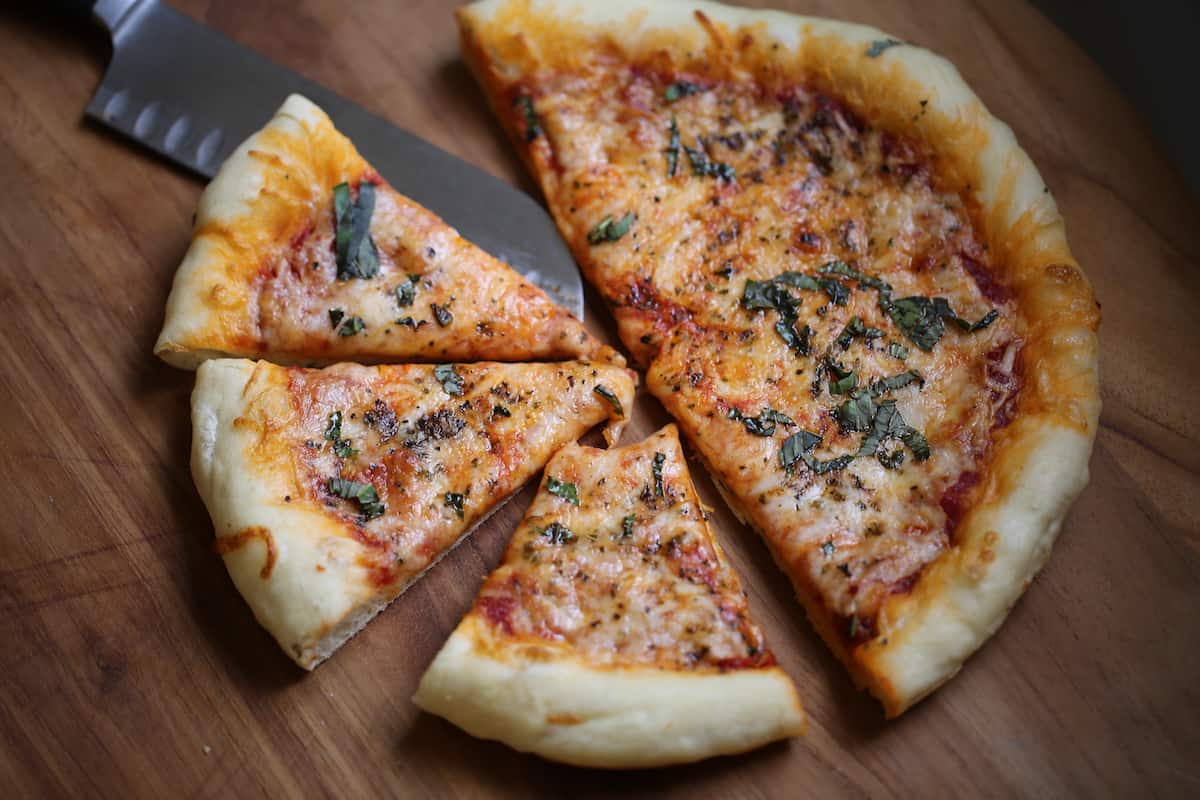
2,1 -> 1197,796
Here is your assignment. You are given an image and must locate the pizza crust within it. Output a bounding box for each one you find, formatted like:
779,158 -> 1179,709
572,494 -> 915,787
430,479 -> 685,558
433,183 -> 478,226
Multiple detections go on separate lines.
413,617 -> 805,768
459,0 -> 1101,716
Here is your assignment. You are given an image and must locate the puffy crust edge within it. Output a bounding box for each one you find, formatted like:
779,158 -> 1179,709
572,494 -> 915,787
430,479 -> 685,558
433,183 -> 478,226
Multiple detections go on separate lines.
413,617 -> 805,768
461,0 -> 1101,716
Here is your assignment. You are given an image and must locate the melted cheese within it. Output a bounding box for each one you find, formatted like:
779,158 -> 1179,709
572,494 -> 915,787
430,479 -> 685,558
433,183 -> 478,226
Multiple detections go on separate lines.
471,426 -> 774,671
493,50 -> 1021,643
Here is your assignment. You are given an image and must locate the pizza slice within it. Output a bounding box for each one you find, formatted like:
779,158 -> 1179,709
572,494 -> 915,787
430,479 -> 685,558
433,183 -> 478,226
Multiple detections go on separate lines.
414,425 -> 805,768
191,357 -> 635,669
155,94 -> 620,369
458,0 -> 1100,716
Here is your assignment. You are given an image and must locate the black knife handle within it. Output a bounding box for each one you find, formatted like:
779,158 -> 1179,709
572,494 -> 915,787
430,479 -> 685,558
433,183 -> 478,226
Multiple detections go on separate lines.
47,0 -> 98,16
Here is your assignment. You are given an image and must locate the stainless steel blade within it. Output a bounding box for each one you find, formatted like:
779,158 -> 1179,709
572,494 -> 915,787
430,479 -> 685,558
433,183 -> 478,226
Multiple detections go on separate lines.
83,0 -> 583,317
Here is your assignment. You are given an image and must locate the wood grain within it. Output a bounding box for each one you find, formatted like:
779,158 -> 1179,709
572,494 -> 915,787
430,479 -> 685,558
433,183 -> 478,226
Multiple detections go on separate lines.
1,0 -> 1198,796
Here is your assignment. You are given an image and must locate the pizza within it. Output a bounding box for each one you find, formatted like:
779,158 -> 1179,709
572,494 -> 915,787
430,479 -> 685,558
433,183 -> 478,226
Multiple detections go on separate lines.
414,425 -> 804,767
191,357 -> 635,668
457,0 -> 1101,715
155,94 -> 620,369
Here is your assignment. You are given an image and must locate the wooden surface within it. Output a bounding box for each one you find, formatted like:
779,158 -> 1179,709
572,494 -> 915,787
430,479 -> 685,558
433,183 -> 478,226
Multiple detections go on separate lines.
2,1 -> 1198,796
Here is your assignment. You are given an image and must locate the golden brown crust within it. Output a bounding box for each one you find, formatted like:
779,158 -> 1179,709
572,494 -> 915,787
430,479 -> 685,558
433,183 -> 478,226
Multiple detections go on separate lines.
459,0 -> 1100,716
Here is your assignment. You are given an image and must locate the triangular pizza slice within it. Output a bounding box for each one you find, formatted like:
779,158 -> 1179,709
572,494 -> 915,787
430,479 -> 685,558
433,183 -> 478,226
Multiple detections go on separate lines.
457,0 -> 1099,716
191,357 -> 635,669
414,425 -> 804,767
155,94 -> 619,369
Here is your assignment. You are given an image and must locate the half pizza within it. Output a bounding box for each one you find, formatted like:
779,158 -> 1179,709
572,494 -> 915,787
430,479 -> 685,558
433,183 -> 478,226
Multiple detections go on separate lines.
191,357 -> 635,668
458,0 -> 1100,715
414,425 -> 804,767
155,94 -> 618,369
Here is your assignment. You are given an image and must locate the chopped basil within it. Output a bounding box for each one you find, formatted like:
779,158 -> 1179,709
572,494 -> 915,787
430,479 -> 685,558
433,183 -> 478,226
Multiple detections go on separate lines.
806,453 -> 854,474
517,94 -> 541,140
327,477 -> 384,520
434,364 -> 464,396
836,316 -> 884,350
779,430 -> 821,469
324,411 -> 359,458
664,80 -> 702,102
430,303 -> 453,327
730,406 -> 794,437
587,212 -> 635,244
332,181 -> 379,280
684,143 -> 735,181
819,278 -> 850,306
395,316 -> 427,330
621,514 -> 636,538
901,427 -> 931,461
395,274 -> 420,307
837,391 -> 876,432
652,452 -> 666,498
888,341 -> 909,360
444,491 -> 465,519
539,522 -> 576,545
337,315 -> 365,337
593,384 -> 624,416
740,276 -> 811,355
818,260 -> 892,292
855,398 -> 931,464
546,476 -> 580,506
829,370 -> 858,395
867,369 -> 923,397
666,117 -> 680,177
885,295 -> 998,351
865,39 -> 903,58
328,308 -> 345,329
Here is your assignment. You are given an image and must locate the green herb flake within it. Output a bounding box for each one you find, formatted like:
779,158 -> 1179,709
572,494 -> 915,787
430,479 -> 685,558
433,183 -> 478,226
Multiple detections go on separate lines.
327,476 -> 385,520
539,522 -> 576,545
865,39 -> 903,58
546,476 -> 581,506
685,143 -> 736,181
324,412 -> 360,459
664,80 -> 702,102
818,260 -> 892,292
587,212 -> 636,244
593,384 -> 624,417
621,514 -> 636,538
434,364 -> 464,397
837,391 -> 876,432
332,181 -> 380,280
337,315 -> 365,337
888,341 -> 909,360
666,117 -> 680,177
328,308 -> 345,329
517,94 -> 541,141
779,430 -> 822,470
868,370 -> 923,398
652,452 -> 667,498
430,303 -> 453,327
395,274 -> 420,307
444,492 -> 466,519
736,407 -> 795,437
829,370 -> 859,395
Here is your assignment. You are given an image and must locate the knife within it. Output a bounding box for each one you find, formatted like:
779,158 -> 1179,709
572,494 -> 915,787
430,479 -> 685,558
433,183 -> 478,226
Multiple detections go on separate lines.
57,0 -> 584,318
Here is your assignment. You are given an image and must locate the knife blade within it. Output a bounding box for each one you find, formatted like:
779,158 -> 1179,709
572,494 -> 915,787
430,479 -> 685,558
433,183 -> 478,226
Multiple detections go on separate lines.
72,0 -> 584,318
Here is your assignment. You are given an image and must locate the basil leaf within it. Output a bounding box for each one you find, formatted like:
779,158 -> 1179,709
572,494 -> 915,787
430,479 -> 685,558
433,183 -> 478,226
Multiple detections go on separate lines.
652,452 -> 666,497
866,39 -> 902,58
333,439 -> 359,458
737,407 -> 795,437
324,411 -> 344,443
970,309 -> 1000,331
337,315 -> 365,337
327,477 -> 385,520
818,261 -> 893,293
829,371 -> 858,395
517,94 -> 541,140
837,391 -> 876,432
395,274 -> 419,307
885,295 -> 945,351
434,364 -> 464,396
546,476 -> 580,506
774,271 -> 821,291
622,514 -> 636,538
587,212 -> 635,244
685,143 -> 735,181
802,452 -> 854,474
779,430 -> 821,470
328,308 -> 345,329
444,491 -> 466,519
593,384 -> 624,416
539,522 -> 576,545
901,426 -> 931,461
867,370 -> 923,397
888,341 -> 909,360
664,81 -> 702,102
818,277 -> 850,306
430,303 -> 453,327
333,181 -> 380,280
666,117 -> 680,177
